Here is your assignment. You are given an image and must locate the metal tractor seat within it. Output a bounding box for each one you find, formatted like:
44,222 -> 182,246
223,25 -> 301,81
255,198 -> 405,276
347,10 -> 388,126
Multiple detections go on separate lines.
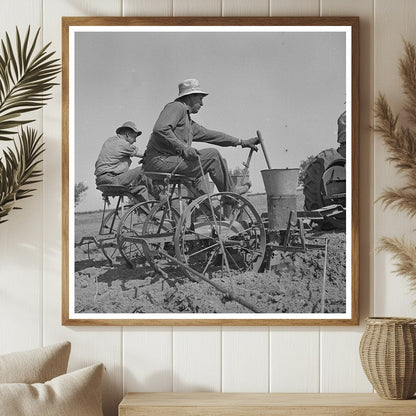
97,184 -> 147,205
96,184 -> 137,198
144,171 -> 199,201
144,172 -> 195,186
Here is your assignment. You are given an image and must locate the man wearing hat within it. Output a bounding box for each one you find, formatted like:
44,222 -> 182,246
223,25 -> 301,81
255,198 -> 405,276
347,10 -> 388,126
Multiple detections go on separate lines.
95,121 -> 147,190
143,78 -> 260,195
337,110 -> 346,158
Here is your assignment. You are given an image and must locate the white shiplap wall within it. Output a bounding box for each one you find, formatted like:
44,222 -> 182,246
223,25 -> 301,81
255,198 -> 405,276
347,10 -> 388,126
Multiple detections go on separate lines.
1,1 -> 416,415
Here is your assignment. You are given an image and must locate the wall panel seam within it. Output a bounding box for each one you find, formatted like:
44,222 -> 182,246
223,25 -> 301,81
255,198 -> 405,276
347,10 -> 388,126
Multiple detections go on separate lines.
371,0 -> 377,326
171,327 -> 174,392
268,327 -> 271,392
220,326 -> 223,392
319,328 -> 322,392
121,329 -> 125,395
41,0 -> 45,349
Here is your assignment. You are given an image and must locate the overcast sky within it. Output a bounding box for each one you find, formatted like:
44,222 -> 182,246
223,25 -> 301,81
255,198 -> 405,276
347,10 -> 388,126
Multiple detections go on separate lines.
73,27 -> 347,212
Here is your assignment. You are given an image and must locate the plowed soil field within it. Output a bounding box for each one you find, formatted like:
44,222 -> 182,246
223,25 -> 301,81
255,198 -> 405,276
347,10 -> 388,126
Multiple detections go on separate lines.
74,193 -> 346,315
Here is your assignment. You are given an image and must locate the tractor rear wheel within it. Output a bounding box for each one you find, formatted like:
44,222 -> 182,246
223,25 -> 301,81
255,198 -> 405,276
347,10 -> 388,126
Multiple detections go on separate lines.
303,148 -> 345,229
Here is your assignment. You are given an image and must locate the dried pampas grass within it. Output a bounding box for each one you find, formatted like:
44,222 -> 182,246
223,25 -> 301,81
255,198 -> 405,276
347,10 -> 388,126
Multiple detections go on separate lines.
375,40 -> 416,294
378,237 -> 416,293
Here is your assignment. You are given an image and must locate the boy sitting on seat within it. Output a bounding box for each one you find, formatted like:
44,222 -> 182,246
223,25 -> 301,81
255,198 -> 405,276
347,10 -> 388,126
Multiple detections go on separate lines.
94,121 -> 150,196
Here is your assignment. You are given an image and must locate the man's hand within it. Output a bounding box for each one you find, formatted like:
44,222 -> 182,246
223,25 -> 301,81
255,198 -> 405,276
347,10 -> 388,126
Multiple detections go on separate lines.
241,137 -> 260,151
182,147 -> 201,160
133,146 -> 144,158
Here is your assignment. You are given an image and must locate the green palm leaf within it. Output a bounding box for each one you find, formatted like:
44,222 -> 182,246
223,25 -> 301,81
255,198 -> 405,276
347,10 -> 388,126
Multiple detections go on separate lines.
0,127 -> 45,223
0,27 -> 60,141
0,26 -> 59,224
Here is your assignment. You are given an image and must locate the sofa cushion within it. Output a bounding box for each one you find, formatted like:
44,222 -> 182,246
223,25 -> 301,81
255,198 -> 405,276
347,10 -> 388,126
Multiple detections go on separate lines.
0,341 -> 71,384
0,363 -> 104,416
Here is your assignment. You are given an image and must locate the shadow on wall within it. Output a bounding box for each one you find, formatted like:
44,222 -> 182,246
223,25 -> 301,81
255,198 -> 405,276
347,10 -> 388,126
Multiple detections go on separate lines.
123,368 -> 216,393
102,365 -> 123,416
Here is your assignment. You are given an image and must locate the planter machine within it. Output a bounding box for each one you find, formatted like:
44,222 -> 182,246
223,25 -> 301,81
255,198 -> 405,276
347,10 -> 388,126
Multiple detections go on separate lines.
77,131 -> 345,313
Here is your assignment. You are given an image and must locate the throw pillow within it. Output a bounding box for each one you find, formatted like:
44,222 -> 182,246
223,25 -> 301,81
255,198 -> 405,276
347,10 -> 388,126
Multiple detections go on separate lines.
0,363 -> 104,416
0,341 -> 71,384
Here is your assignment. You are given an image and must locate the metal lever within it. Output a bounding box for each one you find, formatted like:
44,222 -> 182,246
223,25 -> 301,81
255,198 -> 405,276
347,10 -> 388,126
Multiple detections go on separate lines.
257,129 -> 272,169
242,148 -> 255,183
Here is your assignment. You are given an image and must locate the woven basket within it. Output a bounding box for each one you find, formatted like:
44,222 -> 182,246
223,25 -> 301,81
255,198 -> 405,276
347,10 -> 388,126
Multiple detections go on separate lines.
359,317 -> 416,399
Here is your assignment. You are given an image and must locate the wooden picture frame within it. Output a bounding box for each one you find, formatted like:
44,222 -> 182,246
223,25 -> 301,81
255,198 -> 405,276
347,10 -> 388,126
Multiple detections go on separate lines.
62,16 -> 359,326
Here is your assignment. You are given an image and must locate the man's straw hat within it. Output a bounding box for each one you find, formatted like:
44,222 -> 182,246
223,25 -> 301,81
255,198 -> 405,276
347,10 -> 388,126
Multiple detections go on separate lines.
116,121 -> 142,136
176,78 -> 208,99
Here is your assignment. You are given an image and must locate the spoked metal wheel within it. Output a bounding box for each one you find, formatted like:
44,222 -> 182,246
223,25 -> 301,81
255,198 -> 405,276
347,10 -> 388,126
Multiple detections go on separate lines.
141,200 -> 181,267
98,204 -> 136,264
117,200 -> 158,267
174,192 -> 266,280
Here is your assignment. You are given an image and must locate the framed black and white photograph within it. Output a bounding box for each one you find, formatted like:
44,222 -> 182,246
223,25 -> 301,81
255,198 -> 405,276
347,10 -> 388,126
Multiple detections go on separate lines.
62,17 -> 359,326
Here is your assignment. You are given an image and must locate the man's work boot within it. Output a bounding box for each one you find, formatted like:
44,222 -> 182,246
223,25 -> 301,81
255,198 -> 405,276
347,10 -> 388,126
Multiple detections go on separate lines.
234,182 -> 251,195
